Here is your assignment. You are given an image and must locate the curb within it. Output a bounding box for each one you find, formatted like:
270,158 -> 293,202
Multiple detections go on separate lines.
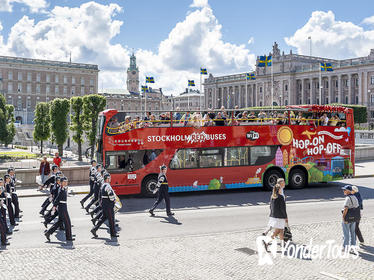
354,174 -> 374,179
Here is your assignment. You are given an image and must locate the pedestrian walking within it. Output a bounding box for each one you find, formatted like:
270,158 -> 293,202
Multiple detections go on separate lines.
53,152 -> 62,169
341,185 -> 360,253
263,184 -> 288,251
80,160 -> 97,208
38,156 -> 50,189
149,165 -> 174,217
351,185 -> 364,245
4,175 -> 17,226
45,177 -> 74,242
90,173 -> 119,239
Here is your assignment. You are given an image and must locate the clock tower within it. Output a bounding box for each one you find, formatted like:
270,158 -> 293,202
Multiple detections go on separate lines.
127,53 -> 139,93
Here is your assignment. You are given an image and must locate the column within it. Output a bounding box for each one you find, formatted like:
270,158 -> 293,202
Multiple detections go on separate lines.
328,76 -> 332,104
300,80 -> 304,105
348,74 -> 352,104
363,72 -> 368,106
358,73 -> 362,105
337,75 -> 342,104
309,78 -> 314,104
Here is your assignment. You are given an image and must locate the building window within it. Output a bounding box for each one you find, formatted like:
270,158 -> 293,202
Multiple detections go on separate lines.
308,83 -> 311,90
55,86 -> 59,95
27,83 -> 31,93
371,76 -> 374,85
63,76 -> 68,84
55,75 -> 59,83
325,81 -> 328,88
345,96 -> 348,104
17,99 -> 22,110
344,80 -> 348,87
285,84 -> 288,91
63,86 -> 67,95
18,72 -> 22,80
335,80 -> 338,87
259,87 -> 262,93
46,74 -> 50,83
36,73 -> 41,82
371,111 -> 374,119
90,78 -> 94,86
72,77 -> 76,84
27,72 -> 32,81
81,86 -> 85,94
46,85 -> 50,94
71,86 -> 75,95
7,82 -> 13,93
355,78 -> 358,87
325,97 -> 328,104
17,82 -> 22,92
355,96 -> 359,104
335,96 -> 338,102
26,99 -> 31,108
81,77 -> 85,85
36,84 -> 41,94
89,87 -> 93,94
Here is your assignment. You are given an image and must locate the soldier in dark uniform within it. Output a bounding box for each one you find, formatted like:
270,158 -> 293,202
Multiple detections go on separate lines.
7,168 -> 22,219
45,177 -> 74,242
39,165 -> 59,215
0,179 -> 10,246
85,164 -> 103,213
149,165 -> 174,217
90,173 -> 119,238
43,175 -> 62,228
80,160 -> 97,208
0,179 -> 12,236
4,175 -> 17,226
89,168 -> 108,218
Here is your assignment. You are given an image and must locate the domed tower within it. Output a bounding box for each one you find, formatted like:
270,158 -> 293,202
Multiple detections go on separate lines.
127,53 -> 139,93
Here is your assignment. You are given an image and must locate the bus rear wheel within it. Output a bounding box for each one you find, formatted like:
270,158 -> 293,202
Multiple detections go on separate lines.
142,176 -> 158,197
289,168 -> 307,189
263,169 -> 283,191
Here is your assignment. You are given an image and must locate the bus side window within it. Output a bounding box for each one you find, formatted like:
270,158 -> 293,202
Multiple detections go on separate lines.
170,149 -> 198,169
250,146 -> 278,166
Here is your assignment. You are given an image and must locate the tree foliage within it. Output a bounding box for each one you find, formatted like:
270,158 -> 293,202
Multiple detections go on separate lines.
33,102 -> 50,154
82,94 -> 106,159
70,96 -> 85,161
0,95 -> 16,146
50,98 -> 70,156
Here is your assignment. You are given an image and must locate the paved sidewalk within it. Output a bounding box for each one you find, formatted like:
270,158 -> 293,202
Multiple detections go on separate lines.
355,161 -> 374,178
16,185 -> 90,197
1,218 -> 373,280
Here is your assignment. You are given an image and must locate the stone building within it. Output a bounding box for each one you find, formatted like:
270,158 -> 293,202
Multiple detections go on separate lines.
204,42 -> 374,123
173,88 -> 204,111
0,55 -> 99,124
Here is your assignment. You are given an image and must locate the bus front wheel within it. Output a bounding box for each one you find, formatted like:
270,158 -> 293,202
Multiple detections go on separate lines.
263,169 -> 283,191
142,176 -> 158,197
289,168 -> 307,189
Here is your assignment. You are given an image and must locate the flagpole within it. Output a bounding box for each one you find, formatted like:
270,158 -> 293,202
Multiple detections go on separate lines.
271,60 -> 274,110
319,63 -> 322,105
200,70 -> 202,111
144,79 -> 147,116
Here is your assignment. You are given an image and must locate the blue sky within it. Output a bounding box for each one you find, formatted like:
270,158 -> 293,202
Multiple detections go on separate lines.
1,0 -> 374,93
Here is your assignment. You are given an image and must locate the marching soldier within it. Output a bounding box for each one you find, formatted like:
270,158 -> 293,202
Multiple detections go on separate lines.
43,174 -> 62,228
85,164 -> 103,213
7,168 -> 22,219
39,165 -> 58,215
90,173 -> 119,239
0,179 -> 10,246
80,160 -> 97,208
4,175 -> 17,226
45,177 -> 74,242
149,165 -> 174,217
89,168 -> 108,218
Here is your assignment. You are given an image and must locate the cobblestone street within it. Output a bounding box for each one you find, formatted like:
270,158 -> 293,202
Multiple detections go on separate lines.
1,218 -> 373,280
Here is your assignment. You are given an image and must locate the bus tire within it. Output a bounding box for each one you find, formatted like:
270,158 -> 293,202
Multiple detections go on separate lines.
142,175 -> 158,197
289,168 -> 307,189
263,169 -> 283,191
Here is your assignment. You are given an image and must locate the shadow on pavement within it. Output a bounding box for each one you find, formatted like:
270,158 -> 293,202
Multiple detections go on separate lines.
118,181 -> 374,213
360,245 -> 374,262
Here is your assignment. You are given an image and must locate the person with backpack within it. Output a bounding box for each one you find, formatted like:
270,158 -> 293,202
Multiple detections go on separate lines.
341,185 -> 359,252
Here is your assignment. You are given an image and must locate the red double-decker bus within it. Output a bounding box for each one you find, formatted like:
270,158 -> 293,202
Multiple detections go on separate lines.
95,105 -> 354,196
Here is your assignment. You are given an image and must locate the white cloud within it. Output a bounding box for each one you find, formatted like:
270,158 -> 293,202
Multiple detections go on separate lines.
0,1 -> 256,95
247,36 -> 254,45
363,15 -> 374,26
285,11 -> 374,59
0,0 -> 48,13
190,0 -> 209,8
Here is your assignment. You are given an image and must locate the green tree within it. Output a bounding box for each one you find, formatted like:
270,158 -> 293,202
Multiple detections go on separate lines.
50,98 -> 70,156
70,96 -> 85,161
33,102 -> 50,154
4,104 -> 16,146
83,94 -> 106,159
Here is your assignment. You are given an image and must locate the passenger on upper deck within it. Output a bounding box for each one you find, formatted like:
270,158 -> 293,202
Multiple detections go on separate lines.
214,112 -> 226,126
174,107 -> 182,121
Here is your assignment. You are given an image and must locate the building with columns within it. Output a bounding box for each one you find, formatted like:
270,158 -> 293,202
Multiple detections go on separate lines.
0,55 -> 99,124
204,42 -> 374,124
173,88 -> 204,111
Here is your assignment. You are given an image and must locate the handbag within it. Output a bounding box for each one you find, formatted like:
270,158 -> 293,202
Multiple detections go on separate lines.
284,226 -> 292,242
344,196 -> 360,223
